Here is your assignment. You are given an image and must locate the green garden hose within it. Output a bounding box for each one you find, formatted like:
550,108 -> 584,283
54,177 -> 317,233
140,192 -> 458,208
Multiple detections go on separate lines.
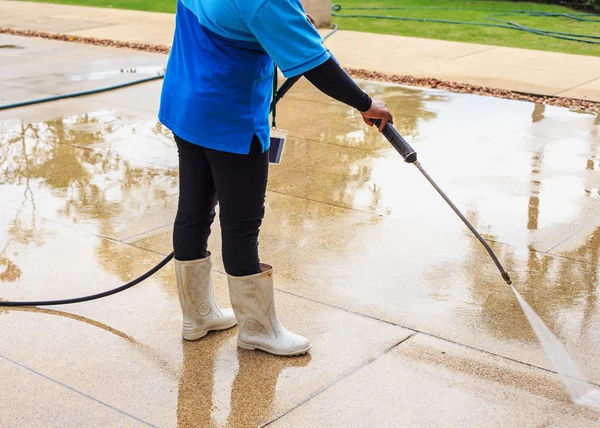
331,4 -> 600,44
0,74 -> 165,111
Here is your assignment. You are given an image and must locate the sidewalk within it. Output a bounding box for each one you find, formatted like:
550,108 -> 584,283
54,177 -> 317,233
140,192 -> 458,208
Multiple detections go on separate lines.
2,0 -> 600,101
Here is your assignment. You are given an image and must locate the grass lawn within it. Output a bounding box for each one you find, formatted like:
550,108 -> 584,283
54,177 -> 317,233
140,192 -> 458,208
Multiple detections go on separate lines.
17,0 -> 600,56
332,0 -> 600,56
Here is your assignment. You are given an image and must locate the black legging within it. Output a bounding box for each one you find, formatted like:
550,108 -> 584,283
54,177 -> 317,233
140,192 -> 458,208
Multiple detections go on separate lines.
172,57 -> 373,275
173,134 -> 268,276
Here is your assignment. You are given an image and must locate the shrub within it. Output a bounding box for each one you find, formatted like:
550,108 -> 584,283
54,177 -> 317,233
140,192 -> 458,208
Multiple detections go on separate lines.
511,0 -> 600,12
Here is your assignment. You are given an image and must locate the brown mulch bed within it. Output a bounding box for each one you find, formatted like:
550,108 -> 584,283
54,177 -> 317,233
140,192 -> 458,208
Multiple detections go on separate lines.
345,69 -> 599,113
0,27 -> 171,53
2,26 -> 598,114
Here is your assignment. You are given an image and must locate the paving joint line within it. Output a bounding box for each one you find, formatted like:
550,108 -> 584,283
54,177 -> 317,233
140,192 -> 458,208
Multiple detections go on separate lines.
544,218 -> 599,253
553,76 -> 600,97
0,354 -> 158,427
260,332 -> 419,427
1,202 -> 171,262
290,133 -> 419,154
117,239 -> 167,257
450,46 -> 497,60
289,134 -> 383,153
119,221 -> 174,243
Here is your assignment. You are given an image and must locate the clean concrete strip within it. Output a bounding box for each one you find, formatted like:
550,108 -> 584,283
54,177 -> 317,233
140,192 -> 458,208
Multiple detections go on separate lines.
275,287 -> 600,389
0,354 -> 158,427
260,332 -> 420,427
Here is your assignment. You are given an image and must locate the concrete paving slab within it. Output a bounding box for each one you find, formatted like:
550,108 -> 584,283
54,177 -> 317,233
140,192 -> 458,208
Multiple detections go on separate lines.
275,83 -> 600,253
277,79 -> 437,149
90,78 -> 163,112
321,30 -> 494,61
328,45 -> 594,96
0,83 -> 55,106
448,62 -> 596,97
52,10 -> 175,26
454,46 -> 600,77
0,207 -> 412,427
549,222 -> 600,264
0,16 -> 108,33
1,0 -> 174,27
0,35 -> 166,96
1,313 -> 177,427
67,24 -> 175,46
0,356 -> 148,427
557,77 -> 600,101
271,334 -> 600,427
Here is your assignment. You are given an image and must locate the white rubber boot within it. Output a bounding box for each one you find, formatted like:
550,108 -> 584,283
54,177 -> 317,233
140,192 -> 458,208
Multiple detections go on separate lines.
175,253 -> 237,341
227,264 -> 311,356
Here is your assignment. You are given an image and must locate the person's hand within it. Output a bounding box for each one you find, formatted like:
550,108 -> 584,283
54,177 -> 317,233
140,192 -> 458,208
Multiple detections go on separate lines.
361,99 -> 394,132
306,13 -> 315,26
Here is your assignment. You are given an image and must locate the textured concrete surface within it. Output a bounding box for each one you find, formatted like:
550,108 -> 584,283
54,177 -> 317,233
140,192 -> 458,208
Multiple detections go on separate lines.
1,35 -> 600,426
271,335 -> 600,427
3,0 -> 600,100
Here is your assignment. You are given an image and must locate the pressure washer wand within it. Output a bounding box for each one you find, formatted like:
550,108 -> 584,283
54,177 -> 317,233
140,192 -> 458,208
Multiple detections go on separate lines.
372,119 -> 512,286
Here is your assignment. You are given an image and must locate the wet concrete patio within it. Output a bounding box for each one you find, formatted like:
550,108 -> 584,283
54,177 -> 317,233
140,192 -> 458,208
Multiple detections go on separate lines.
1,34 -> 600,427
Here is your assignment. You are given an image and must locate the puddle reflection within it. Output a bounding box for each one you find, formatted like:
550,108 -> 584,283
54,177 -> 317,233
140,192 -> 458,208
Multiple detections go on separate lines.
178,335 -> 310,427
0,110 -> 178,285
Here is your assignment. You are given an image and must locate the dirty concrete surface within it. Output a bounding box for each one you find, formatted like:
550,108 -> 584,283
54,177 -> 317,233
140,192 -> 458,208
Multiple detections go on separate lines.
1,34 -> 600,427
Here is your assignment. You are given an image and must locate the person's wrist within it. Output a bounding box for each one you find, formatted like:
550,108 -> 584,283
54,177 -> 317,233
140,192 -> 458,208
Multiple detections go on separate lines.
359,96 -> 372,113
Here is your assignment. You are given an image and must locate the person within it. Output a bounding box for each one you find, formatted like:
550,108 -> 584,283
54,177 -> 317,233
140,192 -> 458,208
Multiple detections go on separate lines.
159,0 -> 394,357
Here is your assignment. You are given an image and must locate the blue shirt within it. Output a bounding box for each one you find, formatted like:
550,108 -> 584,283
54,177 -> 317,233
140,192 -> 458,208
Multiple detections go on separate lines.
158,0 -> 330,154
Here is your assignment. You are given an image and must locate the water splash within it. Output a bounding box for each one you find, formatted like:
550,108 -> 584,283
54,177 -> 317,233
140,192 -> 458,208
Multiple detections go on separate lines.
511,286 -> 600,410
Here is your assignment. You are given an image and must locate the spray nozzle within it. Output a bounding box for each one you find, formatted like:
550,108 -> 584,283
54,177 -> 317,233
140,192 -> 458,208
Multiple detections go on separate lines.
502,271 -> 512,285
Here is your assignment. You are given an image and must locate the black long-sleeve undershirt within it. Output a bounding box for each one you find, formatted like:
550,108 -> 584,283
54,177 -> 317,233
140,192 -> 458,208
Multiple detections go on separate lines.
303,57 -> 372,113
